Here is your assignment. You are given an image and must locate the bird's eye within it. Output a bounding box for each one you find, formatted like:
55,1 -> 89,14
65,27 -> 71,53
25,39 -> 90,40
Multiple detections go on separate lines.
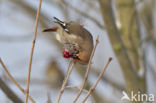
61,22 -> 67,28
62,22 -> 66,26
61,23 -> 70,33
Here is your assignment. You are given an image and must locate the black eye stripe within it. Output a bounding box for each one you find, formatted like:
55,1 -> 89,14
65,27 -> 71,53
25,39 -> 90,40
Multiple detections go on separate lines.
61,23 -> 70,34
61,23 -> 67,29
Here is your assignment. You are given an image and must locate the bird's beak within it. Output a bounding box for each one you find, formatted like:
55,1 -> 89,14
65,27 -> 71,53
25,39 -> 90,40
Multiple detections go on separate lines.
42,17 -> 63,32
42,26 -> 58,32
53,17 -> 65,25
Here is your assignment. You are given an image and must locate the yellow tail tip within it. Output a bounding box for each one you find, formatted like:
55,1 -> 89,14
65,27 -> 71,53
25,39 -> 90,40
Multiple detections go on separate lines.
42,30 -> 45,32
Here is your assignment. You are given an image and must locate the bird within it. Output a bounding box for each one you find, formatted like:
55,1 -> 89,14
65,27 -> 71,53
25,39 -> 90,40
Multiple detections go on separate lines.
42,17 -> 93,64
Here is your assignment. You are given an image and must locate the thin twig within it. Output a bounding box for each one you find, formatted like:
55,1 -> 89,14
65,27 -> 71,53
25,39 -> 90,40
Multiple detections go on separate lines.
73,36 -> 99,103
82,57 -> 112,103
25,0 -> 42,103
56,61 -> 75,103
0,58 -> 35,103
0,77 -> 23,103
65,85 -> 89,93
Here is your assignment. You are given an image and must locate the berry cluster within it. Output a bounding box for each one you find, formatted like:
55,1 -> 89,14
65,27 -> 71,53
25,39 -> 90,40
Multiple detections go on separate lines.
62,48 -> 79,59
62,48 -> 73,58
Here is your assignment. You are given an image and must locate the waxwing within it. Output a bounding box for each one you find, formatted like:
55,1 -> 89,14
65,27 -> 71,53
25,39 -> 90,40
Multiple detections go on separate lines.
42,17 -> 93,64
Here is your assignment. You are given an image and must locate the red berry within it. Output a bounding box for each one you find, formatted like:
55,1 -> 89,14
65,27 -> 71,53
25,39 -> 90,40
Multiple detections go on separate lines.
62,48 -> 73,58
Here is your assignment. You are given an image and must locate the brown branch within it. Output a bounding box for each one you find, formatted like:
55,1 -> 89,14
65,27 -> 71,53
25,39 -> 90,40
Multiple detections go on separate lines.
73,36 -> 99,103
0,58 -> 35,103
75,65 -> 113,103
0,77 -> 23,103
127,8 -> 139,69
127,0 -> 145,75
82,57 -> 112,103
98,0 -> 140,97
25,0 -> 42,103
56,61 -> 75,103
116,0 -> 147,93
65,85 -> 89,93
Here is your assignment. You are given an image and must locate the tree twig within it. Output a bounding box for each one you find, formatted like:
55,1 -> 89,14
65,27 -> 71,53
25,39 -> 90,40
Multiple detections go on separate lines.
0,77 -> 23,103
98,0 -> 140,96
0,58 -> 35,103
82,57 -> 112,103
73,36 -> 99,103
25,0 -> 42,103
65,85 -> 89,93
56,61 -> 75,103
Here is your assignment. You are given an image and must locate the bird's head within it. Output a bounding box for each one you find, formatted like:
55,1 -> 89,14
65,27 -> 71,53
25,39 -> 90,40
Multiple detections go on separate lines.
42,17 -> 69,33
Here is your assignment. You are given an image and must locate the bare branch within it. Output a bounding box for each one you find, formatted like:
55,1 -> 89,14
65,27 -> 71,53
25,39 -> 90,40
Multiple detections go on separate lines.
65,85 -> 89,93
0,77 -> 23,103
25,0 -> 42,103
98,0 -> 140,96
73,36 -> 99,103
56,61 -> 75,103
0,58 -> 35,103
82,57 -> 112,103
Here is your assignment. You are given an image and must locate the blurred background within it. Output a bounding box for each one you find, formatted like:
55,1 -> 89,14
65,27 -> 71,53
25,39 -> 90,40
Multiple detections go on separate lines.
0,0 -> 156,103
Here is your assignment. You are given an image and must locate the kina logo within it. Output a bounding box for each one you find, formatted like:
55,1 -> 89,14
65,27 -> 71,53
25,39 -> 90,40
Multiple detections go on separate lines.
121,91 -> 155,102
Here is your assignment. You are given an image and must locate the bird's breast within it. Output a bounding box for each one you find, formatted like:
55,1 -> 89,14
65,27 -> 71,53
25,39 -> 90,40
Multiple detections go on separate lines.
69,34 -> 78,39
56,33 -> 62,42
56,32 -> 83,44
